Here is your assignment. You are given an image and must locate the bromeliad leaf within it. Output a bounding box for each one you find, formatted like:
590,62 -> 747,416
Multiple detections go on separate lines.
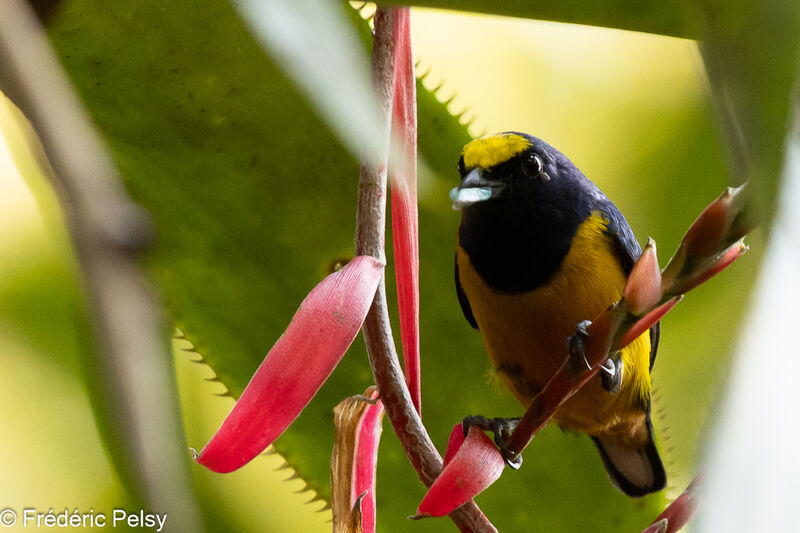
234,0 -> 384,162
381,0 -> 696,38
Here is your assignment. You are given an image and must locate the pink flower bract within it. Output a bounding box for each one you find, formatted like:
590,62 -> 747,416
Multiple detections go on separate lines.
416,425 -> 504,518
196,256 -> 384,473
389,7 -> 422,415
353,389 -> 384,533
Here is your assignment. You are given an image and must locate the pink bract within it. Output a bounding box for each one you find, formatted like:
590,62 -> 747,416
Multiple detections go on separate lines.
196,256 -> 384,473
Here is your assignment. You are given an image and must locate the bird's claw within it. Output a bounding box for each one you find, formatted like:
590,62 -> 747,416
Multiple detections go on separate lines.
462,415 -> 523,469
567,319 -> 593,372
600,355 -> 624,394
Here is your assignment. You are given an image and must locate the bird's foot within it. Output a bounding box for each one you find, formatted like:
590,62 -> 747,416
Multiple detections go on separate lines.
461,415 -> 523,469
600,354 -> 624,394
567,319 -> 593,373
569,320 -> 624,393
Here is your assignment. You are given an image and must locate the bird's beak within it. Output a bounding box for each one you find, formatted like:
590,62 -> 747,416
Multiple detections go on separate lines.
449,168 -> 505,210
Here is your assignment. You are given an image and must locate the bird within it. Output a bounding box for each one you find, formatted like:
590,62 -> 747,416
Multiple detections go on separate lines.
452,131 -> 666,497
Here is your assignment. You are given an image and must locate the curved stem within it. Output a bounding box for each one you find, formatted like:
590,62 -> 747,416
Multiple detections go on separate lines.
355,7 -> 496,532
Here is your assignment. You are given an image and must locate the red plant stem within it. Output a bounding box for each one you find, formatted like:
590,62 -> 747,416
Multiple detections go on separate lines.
507,359 -> 599,455
505,307 -> 621,455
642,475 -> 703,533
503,184 -> 750,459
389,7 -> 422,415
619,296 -> 682,349
506,293 -> 681,456
355,7 -> 496,533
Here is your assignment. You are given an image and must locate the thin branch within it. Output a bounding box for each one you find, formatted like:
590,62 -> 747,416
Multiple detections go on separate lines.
355,7 -> 496,532
0,1 -> 203,529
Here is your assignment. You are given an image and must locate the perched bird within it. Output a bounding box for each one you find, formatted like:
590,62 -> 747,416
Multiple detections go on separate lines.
452,131 -> 665,497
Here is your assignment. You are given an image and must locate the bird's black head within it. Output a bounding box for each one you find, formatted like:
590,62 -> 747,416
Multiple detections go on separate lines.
452,132 -> 596,214
454,132 -> 601,292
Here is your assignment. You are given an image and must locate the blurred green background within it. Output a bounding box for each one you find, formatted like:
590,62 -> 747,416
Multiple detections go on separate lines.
0,5 -> 763,532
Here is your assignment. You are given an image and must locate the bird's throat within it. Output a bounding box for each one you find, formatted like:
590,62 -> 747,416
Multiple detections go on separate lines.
458,199 -> 575,293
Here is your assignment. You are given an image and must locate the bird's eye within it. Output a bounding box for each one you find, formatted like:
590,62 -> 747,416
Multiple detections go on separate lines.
457,158 -> 466,177
522,152 -> 544,178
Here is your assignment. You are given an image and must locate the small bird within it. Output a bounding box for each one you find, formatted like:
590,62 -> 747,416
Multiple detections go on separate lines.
452,131 -> 665,497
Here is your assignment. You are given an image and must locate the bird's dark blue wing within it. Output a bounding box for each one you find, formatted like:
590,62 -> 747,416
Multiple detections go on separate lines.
602,205 -> 641,274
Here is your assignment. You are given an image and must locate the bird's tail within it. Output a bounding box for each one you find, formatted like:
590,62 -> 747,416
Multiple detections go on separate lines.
591,416 -> 666,498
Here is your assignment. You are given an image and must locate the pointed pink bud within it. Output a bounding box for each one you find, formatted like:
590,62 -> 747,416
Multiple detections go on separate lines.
641,475 -> 702,533
671,239 -> 748,296
619,296 -> 682,349
353,390 -> 385,533
664,185 -> 750,290
624,238 -> 663,315
683,188 -> 733,261
724,184 -> 752,241
642,519 -> 669,533
415,426 -> 505,518
196,256 -> 384,473
389,7 -> 422,415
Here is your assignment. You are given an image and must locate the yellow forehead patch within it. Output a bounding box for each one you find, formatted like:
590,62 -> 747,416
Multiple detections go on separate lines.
462,133 -> 531,170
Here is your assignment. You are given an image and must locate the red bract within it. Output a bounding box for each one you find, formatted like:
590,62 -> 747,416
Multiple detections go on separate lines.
415,425 -> 505,518
443,423 -> 466,466
642,520 -> 669,533
196,256 -> 384,473
641,475 -> 702,533
662,185 -> 749,291
353,390 -> 385,533
388,7 -> 422,415
682,188 -> 734,261
624,238 -> 662,315
669,240 -> 749,296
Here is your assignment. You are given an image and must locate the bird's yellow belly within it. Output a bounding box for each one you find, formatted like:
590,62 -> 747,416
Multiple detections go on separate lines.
456,214 -> 652,442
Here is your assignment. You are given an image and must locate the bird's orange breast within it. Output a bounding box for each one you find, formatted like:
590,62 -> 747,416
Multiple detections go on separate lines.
457,212 -> 652,443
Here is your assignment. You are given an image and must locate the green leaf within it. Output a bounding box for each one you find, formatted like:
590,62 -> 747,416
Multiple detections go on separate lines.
234,0 -> 385,162
697,0 -> 800,224
385,0 -> 698,38
692,1 -> 800,530
44,2 -> 678,531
